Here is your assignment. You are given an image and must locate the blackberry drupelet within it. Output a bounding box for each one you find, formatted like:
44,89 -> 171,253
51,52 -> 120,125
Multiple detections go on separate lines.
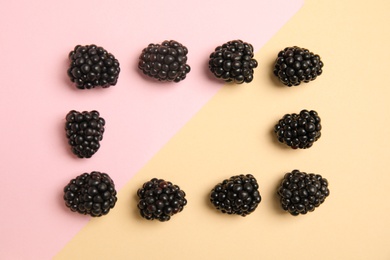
210,174 -> 261,216
138,40 -> 191,82
208,40 -> 258,84
277,170 -> 330,216
274,109 -> 322,149
65,110 -> 105,158
137,178 -> 187,222
67,44 -> 120,89
63,171 -> 117,217
273,46 -> 323,87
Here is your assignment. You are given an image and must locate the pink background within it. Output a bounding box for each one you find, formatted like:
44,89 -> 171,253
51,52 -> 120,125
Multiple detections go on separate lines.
0,0 -> 302,258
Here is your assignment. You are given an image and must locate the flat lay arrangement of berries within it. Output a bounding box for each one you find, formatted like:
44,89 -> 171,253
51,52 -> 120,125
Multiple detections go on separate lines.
61,40 -> 329,219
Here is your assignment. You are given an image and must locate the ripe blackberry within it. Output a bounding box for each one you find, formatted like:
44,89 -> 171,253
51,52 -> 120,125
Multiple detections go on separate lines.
273,46 -> 323,87
210,174 -> 261,216
208,40 -> 258,84
138,40 -> 191,82
137,178 -> 187,222
277,170 -> 330,216
67,44 -> 120,89
274,109 -> 322,149
65,110 -> 105,158
63,171 -> 118,217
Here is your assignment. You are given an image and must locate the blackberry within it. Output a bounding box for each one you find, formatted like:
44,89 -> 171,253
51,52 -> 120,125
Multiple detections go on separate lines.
65,110 -> 105,158
208,40 -> 258,84
210,174 -> 261,216
137,178 -> 187,222
274,109 -> 321,149
63,171 -> 117,217
138,40 -> 191,82
67,44 -> 120,89
273,46 -> 323,87
277,170 -> 330,216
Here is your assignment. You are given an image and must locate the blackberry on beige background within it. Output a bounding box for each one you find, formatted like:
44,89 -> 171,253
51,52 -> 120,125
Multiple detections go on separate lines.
273,46 -> 323,86
63,171 -> 118,217
67,44 -> 120,89
274,109 -> 322,149
138,40 -> 191,82
210,174 -> 261,216
277,170 -> 330,216
65,110 -> 105,158
209,40 -> 258,83
137,178 -> 187,222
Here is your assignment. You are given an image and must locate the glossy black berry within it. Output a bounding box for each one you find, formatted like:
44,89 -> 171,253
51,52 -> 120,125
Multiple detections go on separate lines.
137,178 -> 187,222
274,109 -> 321,149
210,174 -> 261,216
273,46 -> 323,86
209,40 -> 258,84
277,170 -> 330,216
65,110 -> 105,158
67,44 -> 120,89
138,40 -> 191,82
63,171 -> 117,217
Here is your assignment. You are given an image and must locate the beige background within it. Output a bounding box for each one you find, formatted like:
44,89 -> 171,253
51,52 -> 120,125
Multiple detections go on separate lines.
56,0 -> 390,259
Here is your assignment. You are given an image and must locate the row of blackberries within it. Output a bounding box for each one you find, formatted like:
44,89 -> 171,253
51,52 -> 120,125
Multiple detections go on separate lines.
67,40 -> 324,89
64,170 -> 330,220
65,109 -> 322,159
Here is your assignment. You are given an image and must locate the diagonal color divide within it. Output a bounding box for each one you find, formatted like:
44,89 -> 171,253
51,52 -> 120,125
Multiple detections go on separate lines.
0,0 -> 302,258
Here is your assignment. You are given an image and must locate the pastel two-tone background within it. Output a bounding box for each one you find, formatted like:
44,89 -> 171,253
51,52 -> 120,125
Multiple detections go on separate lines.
1,0 -> 389,259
